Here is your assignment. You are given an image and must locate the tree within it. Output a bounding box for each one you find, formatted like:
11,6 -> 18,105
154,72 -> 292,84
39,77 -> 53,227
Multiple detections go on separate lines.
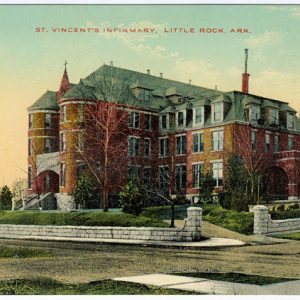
73,174 -> 95,209
199,172 -> 215,203
0,185 -> 13,210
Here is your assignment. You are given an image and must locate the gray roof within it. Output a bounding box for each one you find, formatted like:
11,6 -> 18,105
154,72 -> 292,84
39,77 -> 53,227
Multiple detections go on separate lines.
28,90 -> 58,111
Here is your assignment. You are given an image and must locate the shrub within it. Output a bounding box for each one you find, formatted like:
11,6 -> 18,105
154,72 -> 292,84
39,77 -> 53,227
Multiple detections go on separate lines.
141,205 -> 189,221
73,175 -> 97,209
288,203 -> 300,210
219,192 -> 232,210
276,204 -> 285,211
270,209 -> 300,220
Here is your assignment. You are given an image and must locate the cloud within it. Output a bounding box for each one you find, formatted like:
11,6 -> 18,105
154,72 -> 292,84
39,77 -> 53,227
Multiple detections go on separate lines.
245,31 -> 284,48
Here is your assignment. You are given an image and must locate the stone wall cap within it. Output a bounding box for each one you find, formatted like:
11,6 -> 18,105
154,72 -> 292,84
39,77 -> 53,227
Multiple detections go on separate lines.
187,206 -> 202,211
253,205 -> 269,210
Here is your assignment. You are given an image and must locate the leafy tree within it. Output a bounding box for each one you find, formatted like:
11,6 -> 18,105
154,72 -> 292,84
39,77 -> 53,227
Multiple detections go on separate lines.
0,185 -> 13,210
119,180 -> 144,216
73,175 -> 95,209
199,172 -> 215,203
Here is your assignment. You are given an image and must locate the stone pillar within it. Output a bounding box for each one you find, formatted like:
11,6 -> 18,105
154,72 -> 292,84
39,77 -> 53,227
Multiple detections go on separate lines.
288,183 -> 298,200
253,205 -> 269,234
186,207 -> 202,241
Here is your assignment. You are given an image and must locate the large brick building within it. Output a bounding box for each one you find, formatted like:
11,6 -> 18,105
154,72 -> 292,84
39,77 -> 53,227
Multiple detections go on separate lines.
27,62 -> 300,210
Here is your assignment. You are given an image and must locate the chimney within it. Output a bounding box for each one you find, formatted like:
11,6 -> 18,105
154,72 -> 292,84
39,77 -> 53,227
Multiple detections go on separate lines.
242,49 -> 250,93
189,79 -> 192,85
147,69 -> 151,75
215,85 -> 218,91
110,61 -> 114,67
160,73 -> 163,78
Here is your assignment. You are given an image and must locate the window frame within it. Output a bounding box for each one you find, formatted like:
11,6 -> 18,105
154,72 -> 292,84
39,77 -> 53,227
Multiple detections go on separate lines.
193,106 -> 204,126
144,137 -> 151,158
211,129 -> 224,151
144,113 -> 151,131
192,162 -> 204,189
159,137 -> 169,158
212,102 -> 223,123
211,160 -> 223,188
175,134 -> 186,155
60,162 -> 66,187
128,136 -> 140,157
128,111 -> 140,129
159,114 -> 169,131
45,113 -> 51,129
192,132 -> 204,153
44,137 -> 51,153
61,105 -> 67,122
60,132 -> 66,152
175,164 -> 187,190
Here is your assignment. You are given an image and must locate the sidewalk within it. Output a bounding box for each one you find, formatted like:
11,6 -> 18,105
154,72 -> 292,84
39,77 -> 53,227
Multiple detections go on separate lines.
113,273 -> 300,295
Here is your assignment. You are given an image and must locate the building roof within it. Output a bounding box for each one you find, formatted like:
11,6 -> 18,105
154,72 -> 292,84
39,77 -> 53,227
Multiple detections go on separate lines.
27,90 -> 58,111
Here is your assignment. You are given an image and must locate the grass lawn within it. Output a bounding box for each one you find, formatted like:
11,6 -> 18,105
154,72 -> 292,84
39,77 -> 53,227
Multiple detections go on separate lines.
274,232 -> 300,241
0,278 -> 202,295
0,211 -> 167,227
0,246 -> 52,258
172,272 -> 296,285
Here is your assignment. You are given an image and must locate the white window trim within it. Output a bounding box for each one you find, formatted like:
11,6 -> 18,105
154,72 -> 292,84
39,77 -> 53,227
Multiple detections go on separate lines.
159,114 -> 169,131
175,134 -> 186,156
144,113 -> 152,131
128,136 -> 141,157
193,107 -> 205,126
128,111 -> 140,129
211,102 -> 224,123
192,131 -> 204,153
159,137 -> 168,158
211,160 -> 223,188
287,113 -> 295,130
144,137 -> 151,158
211,128 -> 224,152
250,105 -> 261,122
192,162 -> 204,189
175,110 -> 186,129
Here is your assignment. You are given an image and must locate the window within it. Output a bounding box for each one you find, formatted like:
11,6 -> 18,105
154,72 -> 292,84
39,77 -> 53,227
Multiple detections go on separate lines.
139,89 -> 151,101
60,132 -> 66,152
193,132 -> 204,153
60,162 -> 66,186
128,111 -> 140,129
211,129 -> 223,151
44,138 -> 51,153
28,166 -> 32,189
192,163 -> 203,188
144,167 -> 152,187
194,107 -> 204,125
77,104 -> 84,122
159,138 -> 169,157
144,114 -> 151,131
265,133 -> 270,152
270,108 -> 278,124
144,138 -> 151,158
176,111 -> 185,128
211,161 -> 223,187
76,162 -> 86,178
175,164 -> 186,190
61,105 -> 67,122
288,135 -> 293,151
43,175 -> 50,192
128,136 -> 140,157
159,166 -> 169,191
128,165 -> 140,180
251,129 -> 256,151
45,113 -> 51,129
78,131 -> 83,151
287,113 -> 295,130
250,105 -> 260,122
212,103 -> 223,123
175,135 -> 186,155
29,113 -> 33,129
160,114 -> 168,130
28,139 -> 32,156
274,135 -> 279,153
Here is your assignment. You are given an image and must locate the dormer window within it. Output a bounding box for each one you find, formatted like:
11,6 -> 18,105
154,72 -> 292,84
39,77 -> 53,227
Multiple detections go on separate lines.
212,102 -> 223,123
160,114 -> 169,130
139,89 -> 151,101
269,108 -> 278,124
176,110 -> 186,128
287,113 -> 295,130
250,105 -> 260,122
193,107 -> 204,126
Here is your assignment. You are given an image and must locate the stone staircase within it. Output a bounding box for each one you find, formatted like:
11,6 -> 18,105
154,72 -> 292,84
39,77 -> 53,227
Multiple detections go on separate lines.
16,192 -> 57,210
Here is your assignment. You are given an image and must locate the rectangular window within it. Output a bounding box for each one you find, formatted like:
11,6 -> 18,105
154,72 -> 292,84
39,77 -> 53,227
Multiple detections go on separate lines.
265,133 -> 270,152
288,135 -> 293,151
251,129 -> 256,151
61,105 -> 67,122
139,89 -> 151,101
274,135 -> 279,153
211,129 -> 223,151
144,167 -> 152,187
192,163 -> 203,188
128,165 -> 140,180
78,131 -> 83,150
211,161 -> 223,187
270,108 -> 278,124
194,107 -> 204,125
144,138 -> 151,158
60,162 -> 66,186
60,132 -> 66,152
175,135 -> 186,155
160,114 -> 168,130
29,114 -> 33,129
193,132 -> 204,153
28,166 -> 32,189
159,166 -> 169,191
128,136 -> 140,157
287,113 -> 295,130
128,111 -> 140,129
212,103 -> 222,122
44,138 -> 51,153
177,111 -> 184,128
77,104 -> 84,122
175,165 -> 186,190
28,139 -> 32,156
159,138 -> 169,157
251,105 -> 260,122
144,114 -> 151,131
45,113 -> 51,129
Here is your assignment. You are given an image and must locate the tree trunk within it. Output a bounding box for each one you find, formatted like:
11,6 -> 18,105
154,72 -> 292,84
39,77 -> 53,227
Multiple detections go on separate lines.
170,202 -> 175,228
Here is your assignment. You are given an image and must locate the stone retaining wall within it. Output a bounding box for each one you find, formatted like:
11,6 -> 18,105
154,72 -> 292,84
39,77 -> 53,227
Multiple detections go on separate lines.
253,205 -> 300,234
0,207 -> 202,242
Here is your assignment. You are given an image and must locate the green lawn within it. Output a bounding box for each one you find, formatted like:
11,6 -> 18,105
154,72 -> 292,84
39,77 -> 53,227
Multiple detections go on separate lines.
0,278 -> 202,295
0,246 -> 52,258
0,211 -> 167,227
274,232 -> 300,241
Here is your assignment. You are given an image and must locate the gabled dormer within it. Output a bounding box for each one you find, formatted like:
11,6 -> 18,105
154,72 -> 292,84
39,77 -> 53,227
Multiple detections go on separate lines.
165,87 -> 185,104
130,82 -> 152,102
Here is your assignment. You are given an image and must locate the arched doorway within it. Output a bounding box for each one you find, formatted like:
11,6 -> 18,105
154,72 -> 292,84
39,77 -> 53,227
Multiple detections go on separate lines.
38,170 -> 59,194
264,166 -> 289,201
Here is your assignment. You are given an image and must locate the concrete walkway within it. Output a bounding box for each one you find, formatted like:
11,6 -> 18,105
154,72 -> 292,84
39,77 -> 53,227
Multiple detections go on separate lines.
0,234 -> 245,249
113,274 -> 300,295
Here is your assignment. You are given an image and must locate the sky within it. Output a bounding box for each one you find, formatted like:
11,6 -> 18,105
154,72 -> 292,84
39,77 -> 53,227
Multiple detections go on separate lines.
1,4 -> 300,186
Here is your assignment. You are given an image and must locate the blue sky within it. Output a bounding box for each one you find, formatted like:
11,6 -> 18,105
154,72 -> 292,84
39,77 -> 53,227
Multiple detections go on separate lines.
1,4 -> 300,185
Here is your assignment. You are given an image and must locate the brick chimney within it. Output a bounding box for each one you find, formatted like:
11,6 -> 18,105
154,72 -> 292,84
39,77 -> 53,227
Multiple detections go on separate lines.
242,49 -> 250,93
